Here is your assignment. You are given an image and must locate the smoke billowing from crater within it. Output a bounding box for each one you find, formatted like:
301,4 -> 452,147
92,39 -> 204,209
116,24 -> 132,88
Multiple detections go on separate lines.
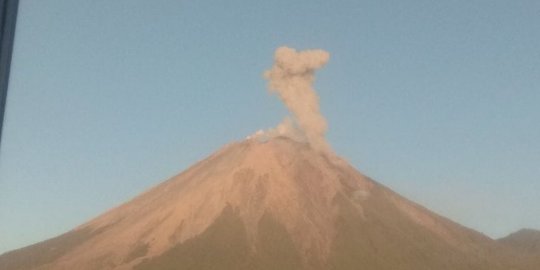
259,46 -> 331,153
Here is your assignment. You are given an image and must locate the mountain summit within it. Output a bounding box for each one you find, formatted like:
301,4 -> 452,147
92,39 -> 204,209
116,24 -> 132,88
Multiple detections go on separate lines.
0,137 -> 532,269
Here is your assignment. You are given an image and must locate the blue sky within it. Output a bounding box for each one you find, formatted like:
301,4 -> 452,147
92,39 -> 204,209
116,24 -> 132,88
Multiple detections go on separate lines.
0,0 -> 539,253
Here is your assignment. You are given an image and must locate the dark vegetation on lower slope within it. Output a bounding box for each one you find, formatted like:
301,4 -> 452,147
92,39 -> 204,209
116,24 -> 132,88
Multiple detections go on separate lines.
134,205 -> 303,270
0,192 -> 535,270
134,191 -> 521,270
0,224 -> 112,270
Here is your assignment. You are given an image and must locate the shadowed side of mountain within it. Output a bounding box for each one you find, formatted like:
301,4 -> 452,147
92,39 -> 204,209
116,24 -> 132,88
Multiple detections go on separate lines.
134,205 -> 304,270
133,183 -> 517,270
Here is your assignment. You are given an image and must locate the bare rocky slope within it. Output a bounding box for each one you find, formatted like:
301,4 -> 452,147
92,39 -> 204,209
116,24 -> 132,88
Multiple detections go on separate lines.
0,137 -> 533,269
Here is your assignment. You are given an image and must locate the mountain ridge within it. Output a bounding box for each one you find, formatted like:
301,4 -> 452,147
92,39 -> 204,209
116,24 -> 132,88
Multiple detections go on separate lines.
0,137 -> 534,269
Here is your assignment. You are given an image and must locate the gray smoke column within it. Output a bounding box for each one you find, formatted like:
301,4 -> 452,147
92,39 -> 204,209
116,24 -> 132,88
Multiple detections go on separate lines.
264,46 -> 331,153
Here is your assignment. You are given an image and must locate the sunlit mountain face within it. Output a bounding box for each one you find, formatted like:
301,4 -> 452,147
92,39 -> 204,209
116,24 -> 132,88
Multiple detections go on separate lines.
0,137 -> 533,270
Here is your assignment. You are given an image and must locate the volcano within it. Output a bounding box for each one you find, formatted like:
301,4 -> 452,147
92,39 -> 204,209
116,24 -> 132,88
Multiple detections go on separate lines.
0,137 -> 532,270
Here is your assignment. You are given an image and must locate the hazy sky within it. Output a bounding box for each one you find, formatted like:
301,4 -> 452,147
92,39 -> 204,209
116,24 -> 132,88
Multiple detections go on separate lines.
1,0 -> 539,253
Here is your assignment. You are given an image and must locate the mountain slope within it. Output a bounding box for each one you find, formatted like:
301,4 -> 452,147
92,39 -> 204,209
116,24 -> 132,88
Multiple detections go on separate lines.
499,229 -> 540,254
498,229 -> 540,269
0,137 -> 530,269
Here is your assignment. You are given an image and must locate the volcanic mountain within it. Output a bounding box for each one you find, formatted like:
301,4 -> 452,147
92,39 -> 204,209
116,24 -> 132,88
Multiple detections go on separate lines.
0,137 -> 532,270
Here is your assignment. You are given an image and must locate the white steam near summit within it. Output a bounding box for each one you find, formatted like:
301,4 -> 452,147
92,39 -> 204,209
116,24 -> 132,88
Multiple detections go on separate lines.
249,46 -> 331,153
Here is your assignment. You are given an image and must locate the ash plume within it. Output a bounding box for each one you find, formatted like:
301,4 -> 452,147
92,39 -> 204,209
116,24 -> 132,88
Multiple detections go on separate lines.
263,46 -> 331,153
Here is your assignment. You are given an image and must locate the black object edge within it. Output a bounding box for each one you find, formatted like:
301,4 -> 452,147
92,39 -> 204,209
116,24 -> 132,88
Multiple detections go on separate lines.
0,0 -> 19,149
